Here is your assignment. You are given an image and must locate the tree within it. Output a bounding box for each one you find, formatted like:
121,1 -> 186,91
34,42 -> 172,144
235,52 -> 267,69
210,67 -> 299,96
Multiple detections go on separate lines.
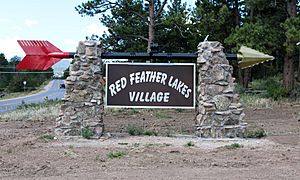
282,0 -> 298,91
0,53 -> 53,93
190,0 -> 234,44
0,53 -> 10,90
9,55 -> 21,65
76,0 -> 168,52
158,0 -> 193,52
225,0 -> 288,87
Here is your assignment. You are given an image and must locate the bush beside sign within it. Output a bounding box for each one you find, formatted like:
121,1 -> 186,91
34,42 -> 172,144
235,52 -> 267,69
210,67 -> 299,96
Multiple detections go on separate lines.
106,63 -> 195,108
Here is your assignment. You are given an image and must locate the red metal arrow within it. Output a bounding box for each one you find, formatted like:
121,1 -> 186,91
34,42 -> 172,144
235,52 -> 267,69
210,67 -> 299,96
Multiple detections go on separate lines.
17,40 -> 73,70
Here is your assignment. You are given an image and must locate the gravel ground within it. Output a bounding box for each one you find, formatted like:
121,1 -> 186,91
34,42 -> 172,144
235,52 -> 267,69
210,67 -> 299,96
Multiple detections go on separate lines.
0,104 -> 299,180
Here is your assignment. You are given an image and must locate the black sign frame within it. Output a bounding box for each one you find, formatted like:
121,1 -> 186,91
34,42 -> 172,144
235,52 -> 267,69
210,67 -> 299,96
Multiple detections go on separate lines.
105,63 -> 195,109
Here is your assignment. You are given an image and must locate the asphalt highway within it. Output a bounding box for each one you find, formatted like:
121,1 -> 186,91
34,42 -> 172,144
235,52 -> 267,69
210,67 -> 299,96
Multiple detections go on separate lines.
0,80 -> 65,113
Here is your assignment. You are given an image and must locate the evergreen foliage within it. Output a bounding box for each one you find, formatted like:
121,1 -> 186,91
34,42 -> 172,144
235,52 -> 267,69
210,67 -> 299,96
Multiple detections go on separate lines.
2,0 -> 300,95
0,54 -> 53,93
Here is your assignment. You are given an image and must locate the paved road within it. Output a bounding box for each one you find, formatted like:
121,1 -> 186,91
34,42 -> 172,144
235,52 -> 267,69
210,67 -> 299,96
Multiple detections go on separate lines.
0,80 -> 65,113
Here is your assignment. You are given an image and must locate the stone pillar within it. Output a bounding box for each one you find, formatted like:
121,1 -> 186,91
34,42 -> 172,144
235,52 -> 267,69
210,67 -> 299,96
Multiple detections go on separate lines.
55,41 -> 104,138
195,41 -> 247,138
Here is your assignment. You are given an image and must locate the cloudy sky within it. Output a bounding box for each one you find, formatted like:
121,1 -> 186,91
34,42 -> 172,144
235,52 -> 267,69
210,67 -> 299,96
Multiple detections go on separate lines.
0,0 -> 195,69
0,0 -> 109,60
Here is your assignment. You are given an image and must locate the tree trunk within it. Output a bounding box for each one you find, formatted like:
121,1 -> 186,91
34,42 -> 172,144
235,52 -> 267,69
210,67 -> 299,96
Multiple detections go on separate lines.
233,0 -> 240,26
297,51 -> 300,82
287,0 -> 297,17
283,55 -> 294,91
237,0 -> 251,88
147,0 -> 155,53
238,68 -> 251,88
238,68 -> 243,86
243,68 -> 251,88
283,0 -> 297,91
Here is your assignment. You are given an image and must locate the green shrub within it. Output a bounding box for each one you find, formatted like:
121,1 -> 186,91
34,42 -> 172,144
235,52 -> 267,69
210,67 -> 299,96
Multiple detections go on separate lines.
245,128 -> 267,138
249,76 -> 287,100
175,108 -> 184,113
127,125 -> 144,136
143,130 -> 158,136
247,75 -> 288,100
265,79 -> 287,100
40,134 -> 55,141
235,83 -> 246,94
224,143 -> 243,149
289,85 -> 300,100
82,127 -> 93,139
184,141 -> 195,147
118,142 -> 129,145
108,151 -> 127,159
127,125 -> 158,136
250,79 -> 268,90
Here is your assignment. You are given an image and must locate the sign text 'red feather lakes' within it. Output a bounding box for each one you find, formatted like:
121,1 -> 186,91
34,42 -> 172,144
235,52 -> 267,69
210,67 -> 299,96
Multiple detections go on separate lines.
106,63 -> 195,108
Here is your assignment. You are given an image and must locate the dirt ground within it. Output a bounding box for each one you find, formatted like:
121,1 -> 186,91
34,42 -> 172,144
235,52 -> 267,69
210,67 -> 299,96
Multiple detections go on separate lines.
0,104 -> 299,180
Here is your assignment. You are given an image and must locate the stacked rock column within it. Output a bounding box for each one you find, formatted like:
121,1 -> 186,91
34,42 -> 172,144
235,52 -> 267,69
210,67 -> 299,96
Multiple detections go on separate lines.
195,41 -> 247,138
55,41 -> 104,138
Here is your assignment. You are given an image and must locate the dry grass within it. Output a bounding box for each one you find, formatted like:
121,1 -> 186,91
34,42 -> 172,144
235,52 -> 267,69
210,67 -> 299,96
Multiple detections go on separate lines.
0,103 -> 60,122
240,94 -> 275,108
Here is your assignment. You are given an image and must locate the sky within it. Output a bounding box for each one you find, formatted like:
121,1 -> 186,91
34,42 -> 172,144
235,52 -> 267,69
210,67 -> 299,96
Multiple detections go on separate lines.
0,0 -> 195,71
0,0 -> 107,59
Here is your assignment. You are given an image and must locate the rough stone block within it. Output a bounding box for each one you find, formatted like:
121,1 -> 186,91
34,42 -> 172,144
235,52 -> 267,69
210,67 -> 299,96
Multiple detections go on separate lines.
56,40 -> 104,138
195,41 -> 246,138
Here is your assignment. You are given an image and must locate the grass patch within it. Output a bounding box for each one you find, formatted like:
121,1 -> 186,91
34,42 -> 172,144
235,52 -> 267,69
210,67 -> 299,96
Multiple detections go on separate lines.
132,143 -> 140,147
145,143 -> 172,148
108,151 -> 128,159
0,103 -> 60,122
175,109 -> 185,113
16,99 -> 61,110
118,142 -> 129,146
106,108 -> 141,115
127,125 -> 144,136
224,143 -> 243,149
163,143 -> 172,147
144,143 -> 157,148
128,108 -> 140,115
240,94 -> 275,108
81,127 -> 94,139
95,154 -> 101,161
143,130 -> 158,136
245,128 -> 267,138
40,134 -> 55,141
64,149 -> 78,158
184,141 -> 195,147
155,111 -> 172,119
127,125 -> 157,136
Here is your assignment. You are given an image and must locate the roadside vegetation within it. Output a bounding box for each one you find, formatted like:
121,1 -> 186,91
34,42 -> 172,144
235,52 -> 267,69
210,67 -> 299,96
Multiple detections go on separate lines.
40,134 -> 56,142
0,54 -> 54,100
0,100 -> 61,122
108,151 -> 128,159
237,75 -> 300,108
244,129 -> 267,139
223,143 -> 243,150
184,141 -> 195,147
82,127 -> 94,139
127,124 -> 158,136
0,80 -> 52,100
